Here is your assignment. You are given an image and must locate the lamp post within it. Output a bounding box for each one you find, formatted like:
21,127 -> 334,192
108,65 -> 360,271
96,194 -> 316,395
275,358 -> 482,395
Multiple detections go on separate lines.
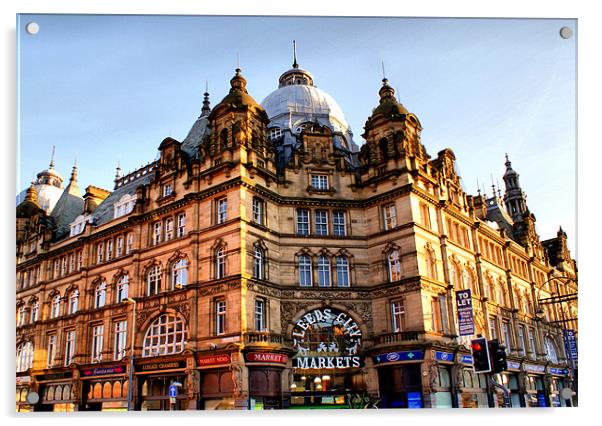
123,298 -> 137,411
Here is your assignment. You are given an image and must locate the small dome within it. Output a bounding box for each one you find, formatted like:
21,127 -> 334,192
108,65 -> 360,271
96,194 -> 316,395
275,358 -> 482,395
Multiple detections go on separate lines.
370,79 -> 410,119
212,68 -> 265,114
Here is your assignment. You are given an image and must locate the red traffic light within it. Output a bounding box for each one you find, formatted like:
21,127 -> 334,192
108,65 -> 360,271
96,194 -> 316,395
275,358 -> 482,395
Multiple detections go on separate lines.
472,342 -> 482,351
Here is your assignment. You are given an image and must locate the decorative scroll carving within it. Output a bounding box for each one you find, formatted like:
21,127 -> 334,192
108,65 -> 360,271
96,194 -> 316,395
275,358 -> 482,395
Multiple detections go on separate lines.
173,303 -> 190,322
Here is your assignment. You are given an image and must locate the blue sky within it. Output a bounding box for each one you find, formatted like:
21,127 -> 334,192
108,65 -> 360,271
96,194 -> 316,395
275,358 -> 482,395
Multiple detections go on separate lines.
16,15 -> 576,253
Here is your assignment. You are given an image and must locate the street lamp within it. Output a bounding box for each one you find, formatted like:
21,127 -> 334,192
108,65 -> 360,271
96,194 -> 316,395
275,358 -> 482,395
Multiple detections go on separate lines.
123,297 -> 137,411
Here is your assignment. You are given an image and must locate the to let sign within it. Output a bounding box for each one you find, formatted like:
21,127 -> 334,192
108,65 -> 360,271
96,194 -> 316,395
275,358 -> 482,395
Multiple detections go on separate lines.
456,289 -> 474,336
563,329 -> 578,360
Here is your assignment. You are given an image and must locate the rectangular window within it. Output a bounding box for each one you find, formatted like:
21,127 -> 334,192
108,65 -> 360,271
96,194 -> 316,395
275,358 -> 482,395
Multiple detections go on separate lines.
126,233 -> 133,255
502,321 -> 511,350
53,259 -> 60,278
296,209 -> 310,236
61,257 -> 67,276
153,222 -> 162,245
315,210 -> 328,235
255,299 -> 266,332
165,217 -> 174,241
489,317 -> 498,339
106,240 -> 113,261
177,213 -> 186,237
528,327 -> 537,359
420,203 -> 431,229
116,236 -> 124,257
215,300 -> 226,335
299,256 -> 313,287
163,184 -> 173,197
336,256 -> 350,287
69,253 -> 75,273
252,197 -> 265,225
96,243 -> 104,264
217,198 -> 228,224
64,330 -> 76,366
383,204 -> 397,230
77,251 -> 83,270
431,297 -> 442,333
391,300 -> 405,333
47,335 -> 57,368
333,210 -> 347,236
518,325 -> 527,356
311,174 -> 329,190
114,320 -> 127,361
439,295 -> 450,334
91,325 -> 104,363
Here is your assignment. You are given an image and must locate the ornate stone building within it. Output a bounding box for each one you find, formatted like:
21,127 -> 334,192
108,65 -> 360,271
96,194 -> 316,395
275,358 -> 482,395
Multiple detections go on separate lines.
16,57 -> 577,411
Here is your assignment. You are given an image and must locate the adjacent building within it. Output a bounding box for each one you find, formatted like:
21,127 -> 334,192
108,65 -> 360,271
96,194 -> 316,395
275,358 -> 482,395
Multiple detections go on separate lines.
16,57 -> 577,411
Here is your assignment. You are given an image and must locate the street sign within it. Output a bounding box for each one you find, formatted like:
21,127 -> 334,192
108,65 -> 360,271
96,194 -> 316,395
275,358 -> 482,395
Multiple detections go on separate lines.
169,384 -> 178,398
456,289 -> 474,336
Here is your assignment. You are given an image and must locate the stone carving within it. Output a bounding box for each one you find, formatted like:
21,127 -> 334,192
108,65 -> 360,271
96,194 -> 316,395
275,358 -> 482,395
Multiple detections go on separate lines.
174,303 -> 190,322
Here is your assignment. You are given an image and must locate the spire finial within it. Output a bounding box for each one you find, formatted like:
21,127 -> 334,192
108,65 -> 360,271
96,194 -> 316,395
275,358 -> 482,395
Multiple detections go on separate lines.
293,40 -> 299,68
381,61 -> 386,81
202,82 -> 211,116
115,161 -> 122,180
236,52 -> 240,70
49,145 -> 56,168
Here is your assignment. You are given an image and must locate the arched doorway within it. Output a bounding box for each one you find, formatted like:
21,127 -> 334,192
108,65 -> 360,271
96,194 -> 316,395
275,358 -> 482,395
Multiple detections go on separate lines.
289,307 -> 367,408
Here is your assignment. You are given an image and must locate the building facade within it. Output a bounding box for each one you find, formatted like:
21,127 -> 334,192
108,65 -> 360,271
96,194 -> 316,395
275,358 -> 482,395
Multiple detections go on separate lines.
16,59 -> 577,411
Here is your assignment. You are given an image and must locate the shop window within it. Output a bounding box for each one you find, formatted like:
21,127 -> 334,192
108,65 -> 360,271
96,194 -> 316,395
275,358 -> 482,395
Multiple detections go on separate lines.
142,314 -> 186,357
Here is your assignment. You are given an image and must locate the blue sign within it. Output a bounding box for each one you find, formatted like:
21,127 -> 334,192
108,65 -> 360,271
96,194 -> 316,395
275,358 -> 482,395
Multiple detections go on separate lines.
407,392 -> 423,409
169,385 -> 178,398
435,351 -> 454,362
374,350 -> 424,364
460,355 -> 473,364
456,289 -> 474,336
537,393 -> 548,407
549,367 -> 569,376
564,329 -> 578,360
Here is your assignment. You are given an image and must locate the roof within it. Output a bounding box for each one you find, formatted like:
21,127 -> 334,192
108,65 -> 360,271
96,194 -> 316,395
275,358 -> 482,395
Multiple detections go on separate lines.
50,181 -> 84,241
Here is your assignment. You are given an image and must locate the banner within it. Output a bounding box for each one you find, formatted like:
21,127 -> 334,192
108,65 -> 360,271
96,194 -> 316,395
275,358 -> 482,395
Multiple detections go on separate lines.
456,289 -> 474,336
563,329 -> 578,360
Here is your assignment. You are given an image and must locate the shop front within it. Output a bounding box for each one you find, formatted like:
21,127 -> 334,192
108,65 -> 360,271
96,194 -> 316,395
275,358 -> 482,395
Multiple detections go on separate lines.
80,364 -> 128,411
196,353 -> 235,410
289,307 -> 366,409
246,352 -> 287,410
429,351 -> 455,408
456,354 -> 489,408
492,361 -> 523,408
136,359 -> 189,411
16,375 -> 33,412
548,367 -> 571,407
35,371 -> 77,412
374,350 -> 424,408
524,364 -> 547,407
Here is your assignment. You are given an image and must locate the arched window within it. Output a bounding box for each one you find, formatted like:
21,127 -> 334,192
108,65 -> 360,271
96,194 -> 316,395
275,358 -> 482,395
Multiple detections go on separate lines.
544,336 -> 559,364
68,290 -> 79,314
30,301 -> 39,323
497,285 -> 506,307
142,314 -> 186,357
299,255 -> 312,287
465,268 -> 478,296
147,265 -> 162,296
17,305 -> 27,326
450,261 -> 462,289
253,246 -> 265,280
216,247 -> 226,279
388,250 -> 401,282
336,256 -> 350,287
94,281 -> 107,309
16,342 -> 34,372
317,255 -> 331,287
116,275 -> 129,303
51,294 -> 61,318
172,259 -> 188,289
425,248 -> 437,280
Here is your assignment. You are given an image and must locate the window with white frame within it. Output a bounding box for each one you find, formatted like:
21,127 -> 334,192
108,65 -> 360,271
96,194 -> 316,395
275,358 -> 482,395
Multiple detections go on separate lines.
215,300 -> 227,335
116,275 -> 129,303
142,314 -> 186,357
61,257 -> 67,276
502,321 -> 511,350
172,259 -> 187,289
95,281 -> 107,309
299,255 -> 313,287
68,290 -> 79,314
114,320 -> 127,361
217,198 -> 228,224
47,334 -> 57,368
267,127 -> 282,141
91,325 -> 104,362
116,236 -> 124,257
489,317 -> 498,339
162,183 -> 173,197
165,217 -> 174,241
113,194 -> 136,219
253,246 -> 265,280
255,298 -> 267,331
106,240 -> 113,261
53,259 -> 60,279
383,204 -> 397,230
69,253 -> 75,273
216,247 -> 226,279
391,300 -> 405,332
518,325 -> 527,356
64,330 -> 76,366
152,222 -> 162,245
311,174 -> 329,190
77,251 -> 83,270
336,256 -> 350,287
17,305 -> 27,326
177,213 -> 186,237
252,197 -> 265,225
147,265 -> 162,296
333,210 -> 346,236
528,327 -> 537,359
544,336 -> 559,364
425,248 -> 437,279
69,214 -> 93,237
315,210 -> 328,235
97,242 -> 104,264
388,250 -> 402,282
30,302 -> 39,323
126,233 -> 133,255
317,256 -> 331,287
16,341 -> 34,372
51,295 -> 61,318
296,209 -> 310,235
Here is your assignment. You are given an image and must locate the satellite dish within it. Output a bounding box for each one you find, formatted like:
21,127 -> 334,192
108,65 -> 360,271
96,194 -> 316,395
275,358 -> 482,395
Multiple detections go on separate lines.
26,391 -> 40,405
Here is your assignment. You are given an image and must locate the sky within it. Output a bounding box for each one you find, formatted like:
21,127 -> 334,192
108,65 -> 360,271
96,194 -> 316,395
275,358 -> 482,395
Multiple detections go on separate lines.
16,15 -> 576,254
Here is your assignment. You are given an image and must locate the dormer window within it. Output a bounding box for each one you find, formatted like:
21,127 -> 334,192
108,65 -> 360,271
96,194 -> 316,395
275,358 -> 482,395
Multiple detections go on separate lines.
69,214 -> 93,237
113,194 -> 136,219
267,128 -> 282,141
311,174 -> 329,190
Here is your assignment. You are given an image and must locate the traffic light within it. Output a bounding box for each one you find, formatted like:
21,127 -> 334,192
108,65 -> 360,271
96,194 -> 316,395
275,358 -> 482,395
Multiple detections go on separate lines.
470,337 -> 492,373
489,339 -> 508,373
